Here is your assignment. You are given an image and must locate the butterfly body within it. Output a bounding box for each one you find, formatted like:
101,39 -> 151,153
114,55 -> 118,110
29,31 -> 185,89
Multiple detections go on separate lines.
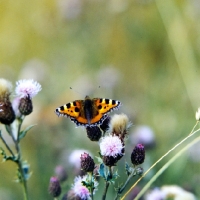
55,96 -> 121,127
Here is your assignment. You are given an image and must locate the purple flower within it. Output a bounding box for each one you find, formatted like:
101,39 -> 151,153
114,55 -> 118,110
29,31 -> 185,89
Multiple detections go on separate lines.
100,135 -> 124,157
15,79 -> 42,98
72,176 -> 91,200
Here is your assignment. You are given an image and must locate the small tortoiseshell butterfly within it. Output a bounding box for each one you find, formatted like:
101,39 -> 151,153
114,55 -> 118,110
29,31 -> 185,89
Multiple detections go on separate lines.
55,96 -> 121,127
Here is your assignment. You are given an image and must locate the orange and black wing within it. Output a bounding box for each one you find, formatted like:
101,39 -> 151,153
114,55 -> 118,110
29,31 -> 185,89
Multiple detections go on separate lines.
90,98 -> 121,125
55,100 -> 88,126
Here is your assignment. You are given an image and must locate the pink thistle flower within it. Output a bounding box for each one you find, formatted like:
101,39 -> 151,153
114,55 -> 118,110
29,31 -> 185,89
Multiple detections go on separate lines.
15,79 -> 42,98
72,176 -> 90,200
100,135 -> 124,157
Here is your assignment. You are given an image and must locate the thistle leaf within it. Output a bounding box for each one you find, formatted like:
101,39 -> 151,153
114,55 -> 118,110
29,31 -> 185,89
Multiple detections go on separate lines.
19,124 -> 36,140
99,163 -> 106,179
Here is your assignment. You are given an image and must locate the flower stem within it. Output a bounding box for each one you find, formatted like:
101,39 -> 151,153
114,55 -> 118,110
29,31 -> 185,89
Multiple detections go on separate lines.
102,182 -> 109,200
88,172 -> 94,200
114,168 -> 136,200
0,131 -> 15,157
10,118 -> 29,200
102,166 -> 112,200
16,143 -> 29,200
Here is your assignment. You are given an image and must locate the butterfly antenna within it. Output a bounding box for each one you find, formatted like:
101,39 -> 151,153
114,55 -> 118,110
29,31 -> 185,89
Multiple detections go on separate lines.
69,87 -> 84,96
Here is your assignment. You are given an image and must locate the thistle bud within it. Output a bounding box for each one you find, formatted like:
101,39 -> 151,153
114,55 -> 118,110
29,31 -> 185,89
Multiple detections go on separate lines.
131,144 -> 145,166
103,155 -> 118,166
48,176 -> 62,197
18,96 -> 33,115
0,78 -> 15,125
0,101 -> 15,125
86,126 -> 102,141
136,167 -> 143,176
80,152 -> 95,172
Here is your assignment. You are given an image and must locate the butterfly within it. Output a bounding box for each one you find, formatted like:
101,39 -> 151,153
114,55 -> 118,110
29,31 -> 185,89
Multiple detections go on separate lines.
55,96 -> 121,127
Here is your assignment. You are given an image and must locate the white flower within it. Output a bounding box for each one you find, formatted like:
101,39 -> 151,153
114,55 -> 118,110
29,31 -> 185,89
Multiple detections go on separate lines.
15,79 -> 42,98
195,107 -> 200,121
145,188 -> 166,200
99,135 -> 124,157
72,176 -> 91,200
161,185 -> 196,200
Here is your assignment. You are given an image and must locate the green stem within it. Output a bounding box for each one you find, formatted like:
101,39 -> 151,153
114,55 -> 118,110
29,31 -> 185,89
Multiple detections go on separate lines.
10,118 -> 29,200
102,166 -> 112,200
114,168 -> 136,200
16,143 -> 29,200
102,181 -> 109,200
0,131 -> 15,158
88,172 -> 94,200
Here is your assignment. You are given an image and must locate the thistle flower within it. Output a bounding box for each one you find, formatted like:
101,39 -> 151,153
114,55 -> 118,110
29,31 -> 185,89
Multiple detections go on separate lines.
100,135 -> 124,157
161,185 -> 196,200
80,152 -> 95,172
110,114 -> 131,138
0,78 -> 15,124
48,176 -> 62,197
72,176 -> 91,200
15,79 -> 42,99
86,126 -> 102,141
15,79 -> 41,115
100,135 -> 124,166
131,144 -> 145,166
145,188 -> 166,200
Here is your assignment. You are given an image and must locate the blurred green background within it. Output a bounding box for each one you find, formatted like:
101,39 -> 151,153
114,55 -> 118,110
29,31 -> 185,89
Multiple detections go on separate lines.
0,0 -> 200,199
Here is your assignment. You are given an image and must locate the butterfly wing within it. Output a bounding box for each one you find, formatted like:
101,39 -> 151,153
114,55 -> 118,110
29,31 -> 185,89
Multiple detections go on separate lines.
55,100 -> 88,126
90,98 -> 121,124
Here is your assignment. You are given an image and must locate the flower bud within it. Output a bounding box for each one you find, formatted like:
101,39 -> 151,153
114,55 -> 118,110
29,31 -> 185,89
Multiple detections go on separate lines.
136,167 -> 143,176
103,155 -> 118,166
49,176 -> 62,197
0,101 -> 15,125
0,78 -> 15,124
18,96 -> 33,115
86,126 -> 102,141
80,152 -> 95,172
131,144 -> 145,165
